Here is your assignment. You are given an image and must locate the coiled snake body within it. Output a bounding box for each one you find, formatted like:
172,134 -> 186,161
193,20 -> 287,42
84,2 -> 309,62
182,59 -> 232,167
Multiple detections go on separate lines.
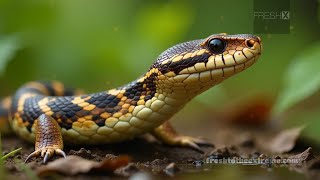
0,33 -> 262,163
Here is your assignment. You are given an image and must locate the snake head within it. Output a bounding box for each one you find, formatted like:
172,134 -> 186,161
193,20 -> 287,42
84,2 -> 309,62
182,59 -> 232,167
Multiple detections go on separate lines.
152,33 -> 262,95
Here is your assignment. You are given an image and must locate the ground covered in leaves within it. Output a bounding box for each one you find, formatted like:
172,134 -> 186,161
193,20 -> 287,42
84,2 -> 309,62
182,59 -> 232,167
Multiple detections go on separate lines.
2,98 -> 320,179
2,126 -> 320,179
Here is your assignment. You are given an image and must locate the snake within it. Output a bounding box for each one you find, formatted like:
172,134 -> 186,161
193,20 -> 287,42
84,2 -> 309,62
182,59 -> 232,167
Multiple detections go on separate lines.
0,33 -> 262,163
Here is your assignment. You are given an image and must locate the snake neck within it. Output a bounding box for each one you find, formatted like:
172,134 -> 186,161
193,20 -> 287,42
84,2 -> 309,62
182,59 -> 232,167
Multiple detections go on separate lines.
118,68 -> 196,107
111,67 -> 218,128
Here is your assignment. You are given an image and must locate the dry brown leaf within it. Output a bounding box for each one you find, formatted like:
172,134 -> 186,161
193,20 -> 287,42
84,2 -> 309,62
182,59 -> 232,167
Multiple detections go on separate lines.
288,147 -> 314,163
36,155 -> 130,176
267,126 -> 304,153
288,148 -> 316,174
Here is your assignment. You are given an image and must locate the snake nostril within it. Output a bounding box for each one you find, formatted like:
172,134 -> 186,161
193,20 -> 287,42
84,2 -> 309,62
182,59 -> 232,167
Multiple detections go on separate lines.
245,39 -> 255,48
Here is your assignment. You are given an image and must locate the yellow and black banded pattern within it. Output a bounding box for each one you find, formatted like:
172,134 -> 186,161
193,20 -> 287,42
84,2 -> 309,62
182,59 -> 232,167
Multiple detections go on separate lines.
0,33 -> 262,146
0,96 -> 11,134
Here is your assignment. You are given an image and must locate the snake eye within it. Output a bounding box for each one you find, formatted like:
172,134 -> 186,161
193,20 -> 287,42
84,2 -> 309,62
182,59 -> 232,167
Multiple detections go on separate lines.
208,38 -> 226,54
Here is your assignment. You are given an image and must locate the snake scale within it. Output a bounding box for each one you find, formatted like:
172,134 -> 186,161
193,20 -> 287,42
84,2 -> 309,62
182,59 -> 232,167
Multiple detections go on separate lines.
0,33 -> 262,163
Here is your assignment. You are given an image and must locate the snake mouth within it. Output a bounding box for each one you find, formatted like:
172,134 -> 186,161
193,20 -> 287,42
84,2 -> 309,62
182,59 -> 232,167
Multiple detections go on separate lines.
171,54 -> 260,85
169,41 -> 262,85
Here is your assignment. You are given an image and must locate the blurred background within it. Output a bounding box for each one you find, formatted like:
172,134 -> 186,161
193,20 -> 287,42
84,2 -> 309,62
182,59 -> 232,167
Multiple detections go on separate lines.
0,0 -> 319,147
0,0 -> 320,179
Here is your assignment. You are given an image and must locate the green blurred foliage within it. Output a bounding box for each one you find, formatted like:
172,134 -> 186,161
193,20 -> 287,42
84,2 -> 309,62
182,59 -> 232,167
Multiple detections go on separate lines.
273,43 -> 320,115
0,35 -> 20,76
0,0 -> 319,124
319,0 -> 320,24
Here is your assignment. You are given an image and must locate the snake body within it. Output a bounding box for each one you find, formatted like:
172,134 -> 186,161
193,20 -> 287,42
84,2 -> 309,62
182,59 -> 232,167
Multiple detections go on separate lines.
0,34 -> 262,146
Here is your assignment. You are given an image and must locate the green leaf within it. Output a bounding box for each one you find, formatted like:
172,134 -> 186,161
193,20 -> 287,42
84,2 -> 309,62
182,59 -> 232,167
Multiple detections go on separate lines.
0,35 -> 20,76
1,147 -> 22,160
273,42 -> 320,115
